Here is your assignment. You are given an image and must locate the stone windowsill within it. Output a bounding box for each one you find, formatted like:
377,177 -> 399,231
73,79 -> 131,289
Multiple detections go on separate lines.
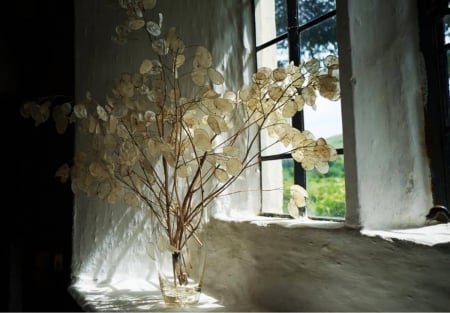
69,217 -> 450,312
215,214 -> 450,246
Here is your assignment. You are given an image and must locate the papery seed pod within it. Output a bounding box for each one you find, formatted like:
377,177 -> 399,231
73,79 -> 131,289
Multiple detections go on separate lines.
146,20 -> 161,36
301,157 -> 315,171
318,75 -> 340,101
315,161 -> 330,174
223,146 -> 239,157
193,128 -> 212,151
139,59 -> 153,74
175,54 -> 185,68
207,115 -> 222,135
288,199 -> 300,219
129,18 -> 145,30
207,68 -> 224,85
55,163 -> 71,183
226,158 -> 243,177
272,67 -> 287,81
214,168 -> 228,183
304,58 -> 320,73
152,39 -> 168,55
214,98 -> 234,113
324,55 -> 339,69
281,100 -> 298,118
177,164 -> 192,178
195,46 -> 212,68
142,0 -> 157,10
191,68 -> 206,86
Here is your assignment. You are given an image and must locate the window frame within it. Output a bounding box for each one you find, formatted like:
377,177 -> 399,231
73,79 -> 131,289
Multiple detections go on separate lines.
418,0 -> 450,208
255,0 -> 345,217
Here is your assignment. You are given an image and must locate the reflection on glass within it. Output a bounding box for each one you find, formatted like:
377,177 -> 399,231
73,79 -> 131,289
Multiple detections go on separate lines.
306,155 -> 346,218
299,16 -> 338,60
298,0 -> 336,26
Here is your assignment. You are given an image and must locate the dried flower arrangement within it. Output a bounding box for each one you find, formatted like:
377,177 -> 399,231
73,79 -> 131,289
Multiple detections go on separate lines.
20,0 -> 340,304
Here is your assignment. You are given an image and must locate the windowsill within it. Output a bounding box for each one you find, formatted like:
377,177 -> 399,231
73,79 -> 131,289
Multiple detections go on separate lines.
68,218 -> 450,312
214,214 -> 345,229
68,276 -> 224,312
361,223 -> 450,246
213,213 -> 450,246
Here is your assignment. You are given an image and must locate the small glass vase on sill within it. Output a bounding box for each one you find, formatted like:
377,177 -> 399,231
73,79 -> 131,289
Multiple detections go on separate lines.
149,210 -> 207,306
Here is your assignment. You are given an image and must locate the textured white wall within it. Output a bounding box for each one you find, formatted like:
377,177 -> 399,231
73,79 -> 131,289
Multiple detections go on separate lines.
343,0 -> 432,229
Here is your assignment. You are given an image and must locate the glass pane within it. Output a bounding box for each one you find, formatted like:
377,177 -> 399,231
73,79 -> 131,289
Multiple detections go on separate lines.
258,39 -> 290,157
275,0 -> 288,36
304,98 -> 343,149
444,14 -> 450,45
300,15 -> 342,148
256,39 -> 289,69
261,158 -> 294,214
306,155 -> 346,218
298,0 -> 336,26
299,16 -> 338,60
260,117 -> 292,157
254,0 -> 287,46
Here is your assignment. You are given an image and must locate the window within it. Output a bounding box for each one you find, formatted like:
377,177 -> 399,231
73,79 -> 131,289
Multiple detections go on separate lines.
418,0 -> 450,208
254,0 -> 345,218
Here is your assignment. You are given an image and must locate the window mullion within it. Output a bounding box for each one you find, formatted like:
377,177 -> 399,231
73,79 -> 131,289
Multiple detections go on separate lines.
287,0 -> 306,188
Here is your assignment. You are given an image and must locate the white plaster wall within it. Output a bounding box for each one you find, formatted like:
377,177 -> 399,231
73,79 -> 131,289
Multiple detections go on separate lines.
344,0 -> 432,229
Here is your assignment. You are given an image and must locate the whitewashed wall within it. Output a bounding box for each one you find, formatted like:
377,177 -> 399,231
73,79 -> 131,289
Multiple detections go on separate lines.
339,0 -> 432,229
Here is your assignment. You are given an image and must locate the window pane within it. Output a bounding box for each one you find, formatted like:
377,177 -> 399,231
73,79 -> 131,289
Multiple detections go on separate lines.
261,158 -> 294,214
260,117 -> 292,157
304,98 -> 343,149
298,0 -> 336,26
275,0 -> 287,36
254,0 -> 287,46
256,39 -> 289,69
306,155 -> 346,218
300,15 -> 342,149
299,16 -> 338,60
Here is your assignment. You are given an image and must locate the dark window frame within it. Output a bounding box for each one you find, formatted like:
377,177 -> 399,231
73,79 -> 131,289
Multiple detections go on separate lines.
418,0 -> 450,208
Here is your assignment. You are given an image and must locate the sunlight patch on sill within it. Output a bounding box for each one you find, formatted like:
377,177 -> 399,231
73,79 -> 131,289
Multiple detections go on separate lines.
361,224 -> 450,246
69,276 -> 223,312
213,213 -> 345,229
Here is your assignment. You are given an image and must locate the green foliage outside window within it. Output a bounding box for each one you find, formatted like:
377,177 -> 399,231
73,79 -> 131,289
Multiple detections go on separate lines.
282,134 -> 345,218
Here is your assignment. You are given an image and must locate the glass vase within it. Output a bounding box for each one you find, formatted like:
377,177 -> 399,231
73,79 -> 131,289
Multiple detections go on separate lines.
150,221 -> 207,306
